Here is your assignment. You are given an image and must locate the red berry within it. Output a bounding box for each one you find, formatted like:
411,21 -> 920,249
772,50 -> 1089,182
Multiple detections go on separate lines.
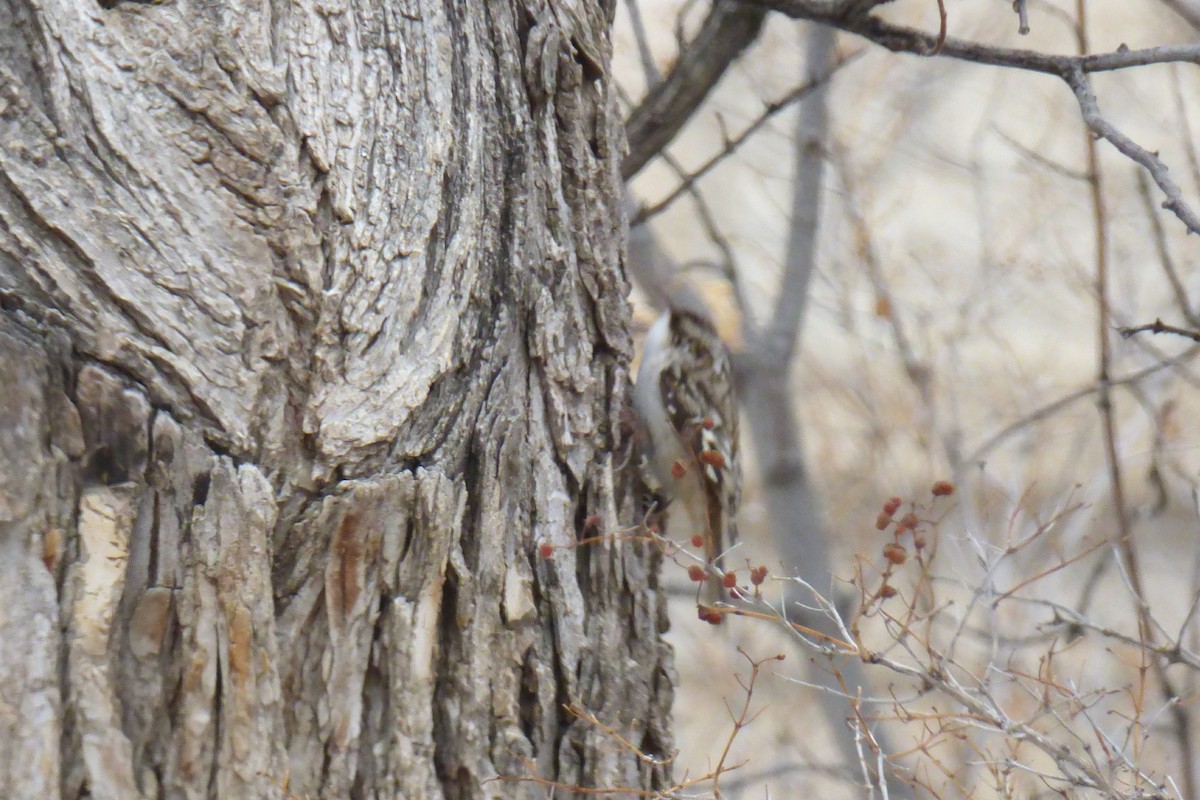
671,461 -> 687,479
538,542 -> 554,559
698,450 -> 725,469
879,584 -> 897,598
875,512 -> 892,531
932,480 -> 954,497
687,565 -> 707,582
691,534 -> 704,548
750,566 -> 768,586
883,497 -> 902,515
722,572 -> 737,589
883,542 -> 907,565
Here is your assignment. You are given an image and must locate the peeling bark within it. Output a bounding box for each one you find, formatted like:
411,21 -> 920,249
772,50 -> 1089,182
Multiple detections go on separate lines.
0,2 -> 670,798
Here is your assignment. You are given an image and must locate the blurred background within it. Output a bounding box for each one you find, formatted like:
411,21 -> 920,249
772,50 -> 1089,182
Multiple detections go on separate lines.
616,1 -> 1200,796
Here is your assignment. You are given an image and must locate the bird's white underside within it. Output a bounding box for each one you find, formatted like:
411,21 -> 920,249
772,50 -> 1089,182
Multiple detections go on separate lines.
633,313 -> 706,530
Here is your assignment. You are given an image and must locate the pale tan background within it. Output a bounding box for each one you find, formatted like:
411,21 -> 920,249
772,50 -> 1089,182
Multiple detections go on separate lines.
618,1 -> 1200,796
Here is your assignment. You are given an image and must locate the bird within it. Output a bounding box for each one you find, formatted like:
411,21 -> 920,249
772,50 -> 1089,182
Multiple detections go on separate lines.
633,290 -> 741,614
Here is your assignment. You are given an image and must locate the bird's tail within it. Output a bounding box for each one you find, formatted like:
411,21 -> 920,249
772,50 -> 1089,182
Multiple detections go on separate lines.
700,514 -> 736,616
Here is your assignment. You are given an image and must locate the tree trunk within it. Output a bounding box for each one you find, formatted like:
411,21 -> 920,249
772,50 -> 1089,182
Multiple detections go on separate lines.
0,2 -> 672,798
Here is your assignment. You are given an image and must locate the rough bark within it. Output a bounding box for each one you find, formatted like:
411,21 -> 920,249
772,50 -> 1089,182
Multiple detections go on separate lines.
0,2 -> 671,799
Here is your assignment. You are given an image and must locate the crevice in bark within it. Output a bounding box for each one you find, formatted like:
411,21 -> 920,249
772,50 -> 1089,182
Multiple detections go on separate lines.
0,287 -> 28,312
207,653 -> 223,800
432,566 -> 461,794
189,472 -> 210,508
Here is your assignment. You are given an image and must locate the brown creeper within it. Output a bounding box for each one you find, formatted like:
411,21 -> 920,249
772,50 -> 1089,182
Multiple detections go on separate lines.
634,302 -> 741,608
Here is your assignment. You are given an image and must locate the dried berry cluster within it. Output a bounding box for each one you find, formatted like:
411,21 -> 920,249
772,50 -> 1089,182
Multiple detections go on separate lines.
689,557 -> 771,626
871,480 -> 954,602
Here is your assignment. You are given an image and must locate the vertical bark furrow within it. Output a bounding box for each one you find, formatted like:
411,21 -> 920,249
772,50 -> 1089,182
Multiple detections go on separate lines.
165,459 -> 285,799
65,484 -> 143,800
0,320 -> 77,800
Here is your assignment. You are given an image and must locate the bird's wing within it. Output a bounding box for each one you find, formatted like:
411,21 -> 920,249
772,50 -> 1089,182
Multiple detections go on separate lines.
658,311 -> 740,561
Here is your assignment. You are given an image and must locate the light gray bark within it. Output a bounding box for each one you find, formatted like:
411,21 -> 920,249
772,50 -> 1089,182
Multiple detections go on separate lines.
0,2 -> 672,799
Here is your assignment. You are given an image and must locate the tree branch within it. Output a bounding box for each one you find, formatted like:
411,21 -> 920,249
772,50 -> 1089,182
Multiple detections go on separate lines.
1119,319 -> 1200,343
622,1 -> 767,180
1063,66 -> 1200,235
1158,0 -> 1200,31
1014,0 -> 1031,35
741,0 -> 1200,74
630,51 -> 860,226
623,0 -> 662,86
731,1 -> 1200,235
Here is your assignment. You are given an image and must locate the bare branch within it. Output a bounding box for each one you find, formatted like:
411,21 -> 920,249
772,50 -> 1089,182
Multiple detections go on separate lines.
1158,0 -> 1200,31
731,1 -> 1200,235
623,1 -> 768,180
1136,169 -> 1197,326
1119,319 -> 1200,343
963,346 -> 1200,466
624,0 -> 662,86
741,0 -> 1200,74
1014,0 -> 1031,35
994,126 -> 1089,182
631,51 -> 861,226
1064,66 -> 1200,236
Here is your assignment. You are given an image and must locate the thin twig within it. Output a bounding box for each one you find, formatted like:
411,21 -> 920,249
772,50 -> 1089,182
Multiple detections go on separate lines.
735,1 -> 1200,233
1014,0 -> 1031,34
711,649 -> 785,797
623,1 -> 768,179
1064,66 -> 1200,235
748,1 -> 1200,75
1119,319 -> 1200,343
931,0 -> 947,55
652,150 -> 752,316
1136,170 -> 1197,326
564,703 -> 677,767
631,52 -> 862,226
1074,11 -> 1156,777
1158,0 -> 1200,31
1169,63 -> 1200,197
993,126 -> 1088,182
623,0 -> 662,87
963,346 -> 1200,466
